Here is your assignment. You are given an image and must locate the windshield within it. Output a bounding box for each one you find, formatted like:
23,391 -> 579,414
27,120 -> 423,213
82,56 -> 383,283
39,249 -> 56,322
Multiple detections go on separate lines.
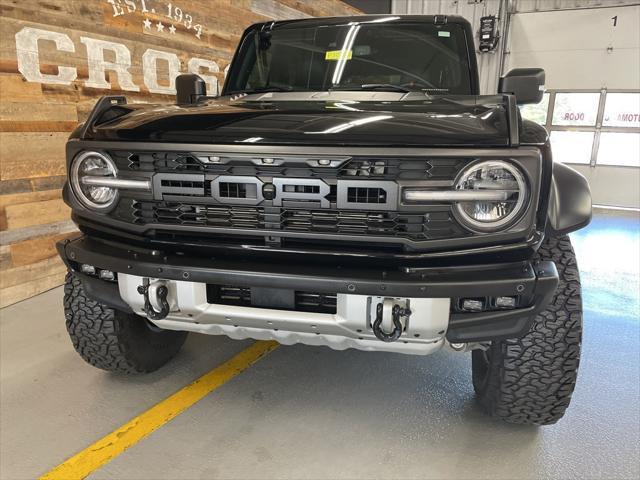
225,21 -> 474,95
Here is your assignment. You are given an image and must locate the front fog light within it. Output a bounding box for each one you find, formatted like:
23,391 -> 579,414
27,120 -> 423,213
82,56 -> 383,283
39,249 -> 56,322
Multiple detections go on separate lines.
99,270 -> 115,281
495,296 -> 517,309
461,298 -> 485,312
454,160 -> 528,232
80,264 -> 96,275
70,151 -> 118,211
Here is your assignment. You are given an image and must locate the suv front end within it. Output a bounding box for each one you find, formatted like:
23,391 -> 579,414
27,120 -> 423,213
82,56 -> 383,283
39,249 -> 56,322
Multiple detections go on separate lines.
57,15 -> 591,425
59,141 -> 558,354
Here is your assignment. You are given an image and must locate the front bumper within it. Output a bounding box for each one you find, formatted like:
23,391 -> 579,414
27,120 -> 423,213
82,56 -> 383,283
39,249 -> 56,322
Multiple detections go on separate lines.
57,235 -> 559,351
118,273 -> 452,355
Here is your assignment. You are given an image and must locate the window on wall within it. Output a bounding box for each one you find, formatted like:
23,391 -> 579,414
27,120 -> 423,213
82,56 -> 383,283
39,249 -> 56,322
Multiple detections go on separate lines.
519,93 -> 549,126
603,93 -> 640,128
520,89 -> 640,167
551,93 -> 600,126
550,131 -> 594,164
597,133 -> 640,167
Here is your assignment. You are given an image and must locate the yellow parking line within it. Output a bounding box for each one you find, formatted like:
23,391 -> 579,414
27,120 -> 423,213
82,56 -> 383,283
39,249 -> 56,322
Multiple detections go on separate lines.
40,340 -> 279,480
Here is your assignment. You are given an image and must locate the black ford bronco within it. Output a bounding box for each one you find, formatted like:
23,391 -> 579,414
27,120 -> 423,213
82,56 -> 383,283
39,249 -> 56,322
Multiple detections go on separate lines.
58,15 -> 591,425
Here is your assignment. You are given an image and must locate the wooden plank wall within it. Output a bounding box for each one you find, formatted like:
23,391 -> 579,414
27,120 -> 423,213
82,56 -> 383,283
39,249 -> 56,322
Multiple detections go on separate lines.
0,0 -> 361,308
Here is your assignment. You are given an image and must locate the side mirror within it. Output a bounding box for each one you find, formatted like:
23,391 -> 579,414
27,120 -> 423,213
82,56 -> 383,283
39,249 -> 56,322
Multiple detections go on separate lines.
176,74 -> 206,105
498,68 -> 545,105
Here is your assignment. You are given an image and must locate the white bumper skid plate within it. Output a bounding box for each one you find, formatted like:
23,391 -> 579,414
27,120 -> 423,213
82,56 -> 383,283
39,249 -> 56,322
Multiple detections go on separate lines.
118,274 -> 451,355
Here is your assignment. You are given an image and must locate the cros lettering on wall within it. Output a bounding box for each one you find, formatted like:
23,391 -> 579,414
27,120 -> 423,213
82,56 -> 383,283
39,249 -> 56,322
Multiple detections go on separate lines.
14,26 -> 223,95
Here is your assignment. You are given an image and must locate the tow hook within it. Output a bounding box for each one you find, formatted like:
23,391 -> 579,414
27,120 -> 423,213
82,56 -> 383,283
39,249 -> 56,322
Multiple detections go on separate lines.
372,300 -> 412,343
137,278 -> 170,320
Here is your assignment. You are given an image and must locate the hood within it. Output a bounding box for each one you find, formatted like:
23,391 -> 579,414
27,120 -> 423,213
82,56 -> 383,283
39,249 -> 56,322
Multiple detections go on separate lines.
86,92 -> 513,147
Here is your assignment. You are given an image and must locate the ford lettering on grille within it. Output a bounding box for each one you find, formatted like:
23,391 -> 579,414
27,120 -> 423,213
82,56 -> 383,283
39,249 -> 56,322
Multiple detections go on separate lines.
152,174 -> 399,211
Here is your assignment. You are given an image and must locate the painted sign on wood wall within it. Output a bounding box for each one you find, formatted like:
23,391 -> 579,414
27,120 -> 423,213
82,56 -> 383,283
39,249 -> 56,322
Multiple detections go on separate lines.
0,0 -> 361,307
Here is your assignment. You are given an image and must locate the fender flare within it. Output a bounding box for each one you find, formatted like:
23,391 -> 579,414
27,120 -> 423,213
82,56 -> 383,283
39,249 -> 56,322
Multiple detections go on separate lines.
546,161 -> 592,236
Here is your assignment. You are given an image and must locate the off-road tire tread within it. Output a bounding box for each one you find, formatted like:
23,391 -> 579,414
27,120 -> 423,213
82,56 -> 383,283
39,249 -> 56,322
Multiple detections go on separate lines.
64,272 -> 187,373
473,235 -> 582,425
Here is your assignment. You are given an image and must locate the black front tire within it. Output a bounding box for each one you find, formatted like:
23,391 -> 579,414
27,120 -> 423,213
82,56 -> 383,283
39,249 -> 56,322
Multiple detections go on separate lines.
472,235 -> 582,425
63,272 -> 188,373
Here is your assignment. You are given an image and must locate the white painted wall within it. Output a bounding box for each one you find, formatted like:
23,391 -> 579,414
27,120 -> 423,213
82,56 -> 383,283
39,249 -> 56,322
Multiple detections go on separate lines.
506,5 -> 640,89
512,0 -> 638,13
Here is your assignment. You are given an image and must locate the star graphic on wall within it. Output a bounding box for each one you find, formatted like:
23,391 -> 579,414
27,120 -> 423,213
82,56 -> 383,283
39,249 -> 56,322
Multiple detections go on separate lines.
156,21 -> 165,32
169,24 -> 176,35
143,18 -> 152,30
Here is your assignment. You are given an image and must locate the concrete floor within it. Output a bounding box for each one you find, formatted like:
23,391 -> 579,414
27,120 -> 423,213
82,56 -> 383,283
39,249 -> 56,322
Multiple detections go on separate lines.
1,211 -> 639,480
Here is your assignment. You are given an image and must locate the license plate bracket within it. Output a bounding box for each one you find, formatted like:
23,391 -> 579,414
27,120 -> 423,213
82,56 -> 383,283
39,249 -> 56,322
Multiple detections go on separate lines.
251,287 -> 295,309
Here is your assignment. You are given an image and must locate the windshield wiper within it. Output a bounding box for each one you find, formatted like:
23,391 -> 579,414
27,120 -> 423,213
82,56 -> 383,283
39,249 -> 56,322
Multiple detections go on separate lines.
237,86 -> 295,95
330,83 -> 412,93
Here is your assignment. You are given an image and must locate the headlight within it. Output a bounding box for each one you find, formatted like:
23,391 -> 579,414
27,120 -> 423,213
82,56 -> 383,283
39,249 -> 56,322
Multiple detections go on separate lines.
453,160 -> 528,232
70,151 -> 118,211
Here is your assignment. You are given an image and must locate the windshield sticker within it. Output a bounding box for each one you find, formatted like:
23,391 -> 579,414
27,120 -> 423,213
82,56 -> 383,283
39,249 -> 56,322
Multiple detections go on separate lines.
353,45 -> 371,56
438,31 -> 451,37
325,50 -> 352,61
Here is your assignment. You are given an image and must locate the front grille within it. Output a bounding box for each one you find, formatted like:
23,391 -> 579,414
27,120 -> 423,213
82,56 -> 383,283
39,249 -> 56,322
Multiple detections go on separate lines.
131,201 -> 465,241
107,150 -> 476,248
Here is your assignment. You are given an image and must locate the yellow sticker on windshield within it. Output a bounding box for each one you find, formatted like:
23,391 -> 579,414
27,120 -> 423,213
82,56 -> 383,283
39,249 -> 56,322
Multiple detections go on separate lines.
325,50 -> 352,61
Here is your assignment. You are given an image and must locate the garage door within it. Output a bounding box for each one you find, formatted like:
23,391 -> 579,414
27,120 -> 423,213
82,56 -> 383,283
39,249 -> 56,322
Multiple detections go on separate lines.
507,5 -> 640,209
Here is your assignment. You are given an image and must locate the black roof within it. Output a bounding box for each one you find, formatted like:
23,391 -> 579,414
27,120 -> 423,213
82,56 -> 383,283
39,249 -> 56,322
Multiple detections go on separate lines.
251,14 -> 471,31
